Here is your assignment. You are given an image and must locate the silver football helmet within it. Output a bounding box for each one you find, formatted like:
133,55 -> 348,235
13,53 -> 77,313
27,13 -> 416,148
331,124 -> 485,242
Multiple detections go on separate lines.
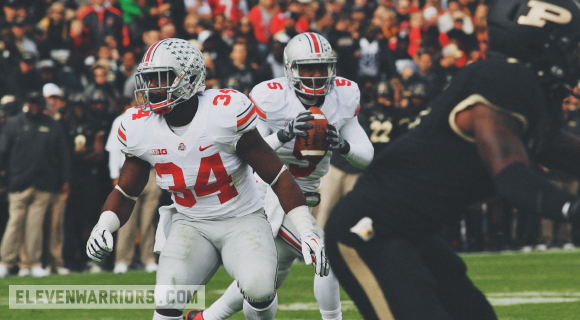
284,32 -> 337,96
135,38 -> 206,115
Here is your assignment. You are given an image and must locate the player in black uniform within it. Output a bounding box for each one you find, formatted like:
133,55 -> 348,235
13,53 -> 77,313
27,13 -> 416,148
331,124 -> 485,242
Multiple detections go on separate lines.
324,0 -> 580,319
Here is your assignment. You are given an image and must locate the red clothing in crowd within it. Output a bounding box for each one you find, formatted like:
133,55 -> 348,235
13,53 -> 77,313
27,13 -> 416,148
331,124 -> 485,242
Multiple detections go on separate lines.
78,5 -> 128,48
269,12 -> 309,36
207,0 -> 243,23
248,5 -> 271,44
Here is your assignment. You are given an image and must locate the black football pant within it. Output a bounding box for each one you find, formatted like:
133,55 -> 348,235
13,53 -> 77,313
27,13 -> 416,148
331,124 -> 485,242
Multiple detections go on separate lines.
325,197 -> 497,320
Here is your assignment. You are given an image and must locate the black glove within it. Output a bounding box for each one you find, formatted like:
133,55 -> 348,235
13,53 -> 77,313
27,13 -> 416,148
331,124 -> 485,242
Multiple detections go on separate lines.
326,124 -> 350,154
567,199 -> 580,224
277,110 -> 314,143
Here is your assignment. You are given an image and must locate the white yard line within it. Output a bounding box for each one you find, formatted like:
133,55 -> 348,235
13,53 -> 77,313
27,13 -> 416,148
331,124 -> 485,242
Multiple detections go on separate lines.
276,292 -> 580,311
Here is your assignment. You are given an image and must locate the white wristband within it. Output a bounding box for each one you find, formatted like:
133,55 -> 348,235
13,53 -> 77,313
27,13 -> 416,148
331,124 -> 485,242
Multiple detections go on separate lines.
270,165 -> 287,187
96,210 -> 121,233
115,185 -> 139,201
287,205 -> 314,236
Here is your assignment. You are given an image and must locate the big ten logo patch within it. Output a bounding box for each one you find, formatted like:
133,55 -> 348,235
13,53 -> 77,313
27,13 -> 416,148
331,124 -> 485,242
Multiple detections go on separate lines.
152,149 -> 168,155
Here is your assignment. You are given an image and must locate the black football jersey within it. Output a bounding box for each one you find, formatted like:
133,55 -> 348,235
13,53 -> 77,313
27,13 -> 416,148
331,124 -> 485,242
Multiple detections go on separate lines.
355,58 -> 563,229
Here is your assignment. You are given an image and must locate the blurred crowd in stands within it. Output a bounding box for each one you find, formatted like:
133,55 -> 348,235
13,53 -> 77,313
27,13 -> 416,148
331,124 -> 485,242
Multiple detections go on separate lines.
0,0 -> 578,277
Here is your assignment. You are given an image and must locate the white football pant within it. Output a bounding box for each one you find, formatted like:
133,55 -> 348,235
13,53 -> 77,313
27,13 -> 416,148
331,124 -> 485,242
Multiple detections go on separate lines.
202,212 -> 343,320
154,209 -> 278,315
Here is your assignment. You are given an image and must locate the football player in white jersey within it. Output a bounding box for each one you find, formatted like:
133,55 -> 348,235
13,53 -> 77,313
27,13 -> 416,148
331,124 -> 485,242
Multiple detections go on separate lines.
187,33 -> 374,320
85,38 -> 327,320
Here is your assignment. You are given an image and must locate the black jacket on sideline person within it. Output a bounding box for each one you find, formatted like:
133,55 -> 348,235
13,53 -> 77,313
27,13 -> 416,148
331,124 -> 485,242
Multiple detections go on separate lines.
0,112 -> 71,193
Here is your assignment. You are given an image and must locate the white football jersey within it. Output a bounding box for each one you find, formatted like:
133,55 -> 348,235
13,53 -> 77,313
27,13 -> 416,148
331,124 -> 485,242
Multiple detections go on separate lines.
250,77 -> 361,192
118,89 -> 263,220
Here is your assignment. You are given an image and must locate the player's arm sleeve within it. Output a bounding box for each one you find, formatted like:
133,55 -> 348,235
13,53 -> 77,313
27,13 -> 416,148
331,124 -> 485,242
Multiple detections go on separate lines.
117,119 -> 138,157
256,114 -> 272,136
106,118 -> 124,179
257,118 -> 287,151
340,116 -> 374,169
261,131 -> 286,151
249,89 -> 285,151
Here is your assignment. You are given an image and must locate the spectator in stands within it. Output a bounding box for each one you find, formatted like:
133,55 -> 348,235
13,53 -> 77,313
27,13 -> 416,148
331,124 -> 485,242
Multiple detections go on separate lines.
203,51 -> 219,89
432,43 -> 463,90
358,25 -> 398,83
0,95 -> 22,242
406,48 -> 441,101
446,10 -> 478,53
142,28 -> 161,52
117,50 -> 138,98
325,0 -> 346,17
438,0 -> 474,34
0,0 -> 25,31
79,0 -> 126,52
273,11 -> 300,39
312,10 -> 336,39
40,84 -> 71,275
207,0 -> 244,23
0,95 -> 22,127
87,89 -> 117,135
84,65 -> 120,110
95,43 -> 119,75
38,59 -> 84,94
248,0 -> 280,57
183,0 -> 212,19
399,81 -> 430,131
61,93 -> 106,272
255,32 -> 289,83
43,83 -> 67,119
6,52 -> 44,100
373,5 -> 398,41
117,0 -> 164,49
0,91 -> 71,278
0,28 -> 21,98
234,16 -> 260,63
223,19 -> 238,47
107,98 -> 162,274
11,20 -> 38,58
392,32 -> 414,75
203,14 -> 233,67
160,21 -> 177,39
181,12 -> 200,40
219,42 -> 255,95
270,3 -> 308,37
395,0 -> 411,25
36,2 -> 72,60
328,14 -> 359,80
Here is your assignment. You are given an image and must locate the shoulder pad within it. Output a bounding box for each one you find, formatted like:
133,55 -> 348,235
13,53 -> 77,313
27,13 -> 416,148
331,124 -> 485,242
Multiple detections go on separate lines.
202,89 -> 258,144
333,77 -> 361,117
118,107 -> 152,155
248,78 -> 290,118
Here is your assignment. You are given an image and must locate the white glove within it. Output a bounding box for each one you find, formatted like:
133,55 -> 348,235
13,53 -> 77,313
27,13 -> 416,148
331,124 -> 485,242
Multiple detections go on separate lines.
86,225 -> 114,262
301,231 -> 330,276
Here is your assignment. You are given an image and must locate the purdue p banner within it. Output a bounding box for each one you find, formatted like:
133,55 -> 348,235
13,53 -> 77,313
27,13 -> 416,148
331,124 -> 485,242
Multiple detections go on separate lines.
9,285 -> 205,309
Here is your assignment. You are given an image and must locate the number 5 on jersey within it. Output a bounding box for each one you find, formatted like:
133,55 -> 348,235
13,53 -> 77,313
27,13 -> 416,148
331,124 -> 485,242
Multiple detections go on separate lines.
155,154 -> 239,208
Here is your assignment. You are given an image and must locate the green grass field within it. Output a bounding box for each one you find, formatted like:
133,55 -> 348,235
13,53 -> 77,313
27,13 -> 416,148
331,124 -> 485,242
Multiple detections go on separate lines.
2,249 -> 580,319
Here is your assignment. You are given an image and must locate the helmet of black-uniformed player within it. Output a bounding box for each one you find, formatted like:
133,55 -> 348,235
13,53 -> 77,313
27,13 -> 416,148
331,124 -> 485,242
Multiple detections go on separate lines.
488,0 -> 580,98
134,38 -> 206,115
284,32 -> 337,97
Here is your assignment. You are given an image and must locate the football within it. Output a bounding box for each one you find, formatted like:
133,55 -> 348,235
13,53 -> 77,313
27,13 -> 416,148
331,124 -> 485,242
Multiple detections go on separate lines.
296,106 -> 329,165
